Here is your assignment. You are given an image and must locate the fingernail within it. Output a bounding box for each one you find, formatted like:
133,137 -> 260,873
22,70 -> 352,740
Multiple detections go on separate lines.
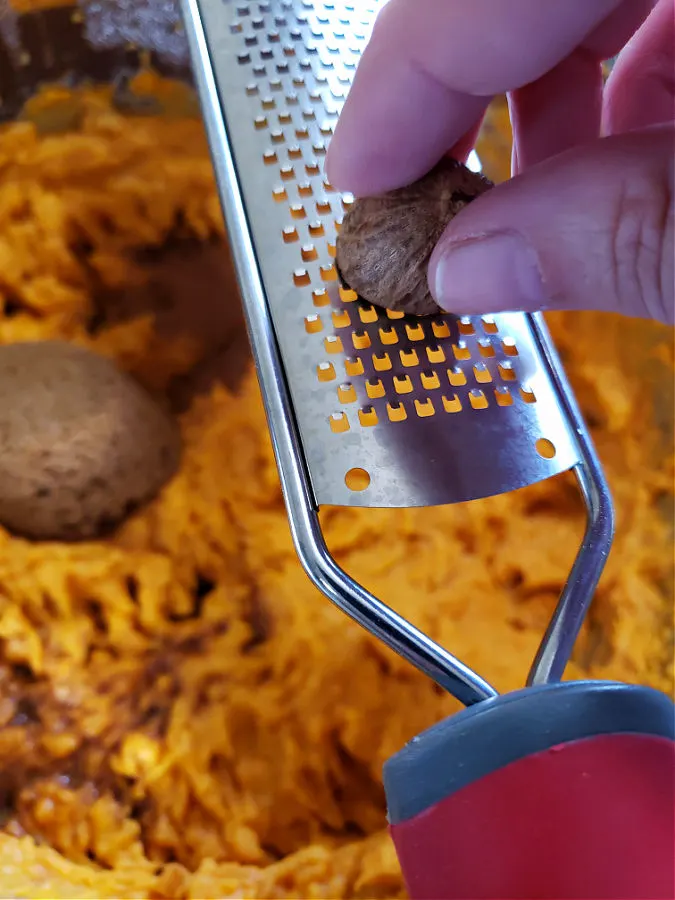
434,231 -> 546,314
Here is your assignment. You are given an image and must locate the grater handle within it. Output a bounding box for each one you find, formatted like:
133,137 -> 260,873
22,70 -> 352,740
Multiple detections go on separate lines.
383,682 -> 675,900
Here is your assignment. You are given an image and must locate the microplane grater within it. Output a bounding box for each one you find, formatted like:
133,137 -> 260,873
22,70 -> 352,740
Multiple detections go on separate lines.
179,0 -> 614,706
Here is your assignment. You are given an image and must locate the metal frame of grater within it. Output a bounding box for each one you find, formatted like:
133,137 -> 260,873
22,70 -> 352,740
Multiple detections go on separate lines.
180,0 -> 615,707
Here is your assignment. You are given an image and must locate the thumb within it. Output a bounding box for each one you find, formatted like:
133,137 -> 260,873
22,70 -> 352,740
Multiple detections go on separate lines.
428,125 -> 674,324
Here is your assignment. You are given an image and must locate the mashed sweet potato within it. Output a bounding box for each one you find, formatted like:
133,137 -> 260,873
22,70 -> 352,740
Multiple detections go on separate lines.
0,90 -> 672,898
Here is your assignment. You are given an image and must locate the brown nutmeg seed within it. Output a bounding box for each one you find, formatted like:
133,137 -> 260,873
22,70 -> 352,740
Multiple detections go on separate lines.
335,158 -> 493,316
0,340 -> 181,542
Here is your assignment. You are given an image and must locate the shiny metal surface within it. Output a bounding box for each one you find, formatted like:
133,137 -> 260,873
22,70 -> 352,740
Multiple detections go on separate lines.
181,0 -> 614,702
526,316 -> 615,686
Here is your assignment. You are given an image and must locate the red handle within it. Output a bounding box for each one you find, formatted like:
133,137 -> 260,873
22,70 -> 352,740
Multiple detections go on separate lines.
390,732 -> 675,899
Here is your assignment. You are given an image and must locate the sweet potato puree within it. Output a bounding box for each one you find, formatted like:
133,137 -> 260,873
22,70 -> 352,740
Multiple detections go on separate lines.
0,89 -> 672,898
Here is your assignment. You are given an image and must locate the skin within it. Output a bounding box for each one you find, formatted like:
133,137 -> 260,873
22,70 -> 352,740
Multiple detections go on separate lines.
326,0 -> 674,324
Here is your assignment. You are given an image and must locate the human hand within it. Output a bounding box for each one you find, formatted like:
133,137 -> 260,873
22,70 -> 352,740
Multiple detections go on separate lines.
326,0 -> 674,324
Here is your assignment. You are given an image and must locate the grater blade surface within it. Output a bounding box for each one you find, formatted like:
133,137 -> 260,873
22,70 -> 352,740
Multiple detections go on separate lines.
182,0 -> 581,509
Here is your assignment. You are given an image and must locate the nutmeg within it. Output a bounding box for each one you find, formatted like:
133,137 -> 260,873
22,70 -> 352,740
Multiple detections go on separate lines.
0,341 -> 181,541
335,158 -> 493,316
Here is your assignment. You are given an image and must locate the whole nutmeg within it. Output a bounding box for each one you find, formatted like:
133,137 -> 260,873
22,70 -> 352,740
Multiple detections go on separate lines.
0,341 -> 181,541
335,158 -> 493,316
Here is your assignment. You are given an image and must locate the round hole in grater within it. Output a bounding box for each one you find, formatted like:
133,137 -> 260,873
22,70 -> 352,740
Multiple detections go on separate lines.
536,438 -> 557,460
345,467 -> 371,492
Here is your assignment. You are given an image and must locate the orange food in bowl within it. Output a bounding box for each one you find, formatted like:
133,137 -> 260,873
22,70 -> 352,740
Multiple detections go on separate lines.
0,89 -> 672,898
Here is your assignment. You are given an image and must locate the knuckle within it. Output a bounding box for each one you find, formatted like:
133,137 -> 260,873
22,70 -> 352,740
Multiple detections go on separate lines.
611,166 -> 674,324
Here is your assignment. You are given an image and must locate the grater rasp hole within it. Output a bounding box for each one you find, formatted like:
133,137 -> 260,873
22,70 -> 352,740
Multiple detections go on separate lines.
358,406 -> 378,427
317,362 -> 335,382
448,367 -> 467,387
536,439 -> 557,459
345,357 -> 364,376
345,467 -> 370,491
502,337 -> 519,356
352,330 -> 371,350
379,326 -> 399,346
373,352 -> 392,372
329,412 -> 349,434
421,370 -> 440,390
442,395 -> 462,414
469,389 -> 489,411
339,286 -> 357,303
324,335 -> 343,353
415,398 -> 436,418
393,375 -> 413,395
495,387 -> 514,407
473,363 -> 492,384
331,309 -> 350,328
366,378 -> 385,399
337,382 -> 357,404
405,322 -> 425,342
427,345 -> 446,364
387,402 -> 407,423
304,313 -> 322,332
358,305 -> 378,325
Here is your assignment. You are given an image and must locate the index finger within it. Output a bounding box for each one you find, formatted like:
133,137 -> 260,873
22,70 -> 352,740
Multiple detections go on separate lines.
326,0 -> 626,195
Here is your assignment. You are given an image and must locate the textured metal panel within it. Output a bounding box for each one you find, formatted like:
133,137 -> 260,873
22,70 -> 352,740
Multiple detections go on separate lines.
192,0 -> 580,507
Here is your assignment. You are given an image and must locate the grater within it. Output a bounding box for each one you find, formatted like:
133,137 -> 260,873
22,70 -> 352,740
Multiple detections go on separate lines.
180,3 -> 675,898
179,0 -> 614,705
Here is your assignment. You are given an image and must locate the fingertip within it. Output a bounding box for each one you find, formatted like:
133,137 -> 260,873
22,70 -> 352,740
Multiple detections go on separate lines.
323,24 -> 489,195
602,0 -> 675,134
327,115 -> 486,196
324,134 -> 352,193
429,128 -> 675,322
428,231 -> 547,316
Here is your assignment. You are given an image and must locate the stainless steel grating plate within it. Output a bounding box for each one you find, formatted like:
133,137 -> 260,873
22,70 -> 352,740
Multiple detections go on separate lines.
186,0 -> 581,508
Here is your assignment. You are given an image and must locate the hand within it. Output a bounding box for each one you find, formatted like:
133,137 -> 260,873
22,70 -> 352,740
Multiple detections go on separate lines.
326,0 -> 674,324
